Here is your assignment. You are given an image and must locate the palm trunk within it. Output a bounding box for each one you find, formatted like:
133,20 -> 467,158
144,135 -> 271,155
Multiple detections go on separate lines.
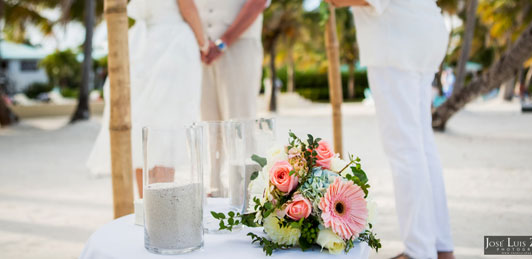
501,76 -> 516,101
524,67 -> 532,93
286,46 -> 296,93
453,0 -> 478,94
347,62 -> 355,99
0,93 -> 18,127
71,0 -> 94,123
432,21 -> 532,130
269,41 -> 277,112
325,4 -> 343,156
104,0 -> 134,218
287,44 -> 295,93
0,0 -> 18,127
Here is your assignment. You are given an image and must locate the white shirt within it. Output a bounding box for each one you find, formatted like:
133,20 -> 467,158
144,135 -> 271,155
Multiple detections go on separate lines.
196,0 -> 270,41
352,0 -> 449,72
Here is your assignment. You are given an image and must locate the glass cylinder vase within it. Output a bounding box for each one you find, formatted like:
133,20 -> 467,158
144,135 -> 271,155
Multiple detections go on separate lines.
142,125 -> 204,254
200,121 -> 247,232
231,118 -> 276,213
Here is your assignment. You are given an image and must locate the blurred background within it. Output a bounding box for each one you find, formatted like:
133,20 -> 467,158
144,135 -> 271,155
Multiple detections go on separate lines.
0,0 -> 531,259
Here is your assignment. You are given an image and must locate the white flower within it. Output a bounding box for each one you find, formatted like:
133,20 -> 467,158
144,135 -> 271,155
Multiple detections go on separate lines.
266,145 -> 288,166
247,167 -> 270,213
263,215 -> 301,246
330,157 -> 350,175
365,196 -> 377,228
316,227 -> 346,254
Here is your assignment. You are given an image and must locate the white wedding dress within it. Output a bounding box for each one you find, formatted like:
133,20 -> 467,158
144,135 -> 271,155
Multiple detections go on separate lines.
87,0 -> 201,175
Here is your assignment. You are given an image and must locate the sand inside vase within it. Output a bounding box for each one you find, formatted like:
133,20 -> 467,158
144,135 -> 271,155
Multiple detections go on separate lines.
144,182 -> 203,250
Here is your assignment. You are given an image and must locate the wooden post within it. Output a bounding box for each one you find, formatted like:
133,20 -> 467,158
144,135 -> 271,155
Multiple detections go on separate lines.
104,0 -> 134,218
324,4 -> 343,156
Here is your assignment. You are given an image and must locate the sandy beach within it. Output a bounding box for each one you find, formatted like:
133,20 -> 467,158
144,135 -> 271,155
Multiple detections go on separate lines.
0,96 -> 531,259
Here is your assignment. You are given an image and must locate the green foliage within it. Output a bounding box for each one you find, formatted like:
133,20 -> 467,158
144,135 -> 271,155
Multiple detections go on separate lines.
241,213 -> 259,228
211,211 -> 243,231
356,228 -> 382,252
3,0 -> 104,43
299,217 -> 320,250
250,171 -> 259,181
318,2 -> 330,27
276,67 -> 368,101
39,49 -> 81,89
60,87 -> 79,98
247,232 -> 292,256
343,155 -> 370,198
251,154 -> 267,168
24,82 -> 52,99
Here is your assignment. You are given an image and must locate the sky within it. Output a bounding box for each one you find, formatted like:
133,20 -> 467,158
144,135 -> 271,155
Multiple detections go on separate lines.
23,0 -> 460,56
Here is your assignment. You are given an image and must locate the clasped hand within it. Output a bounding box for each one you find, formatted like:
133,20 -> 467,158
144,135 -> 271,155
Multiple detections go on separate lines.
201,40 -> 223,65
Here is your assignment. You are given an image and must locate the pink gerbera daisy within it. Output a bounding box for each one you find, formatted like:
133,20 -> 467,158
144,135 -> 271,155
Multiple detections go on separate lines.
319,177 -> 368,240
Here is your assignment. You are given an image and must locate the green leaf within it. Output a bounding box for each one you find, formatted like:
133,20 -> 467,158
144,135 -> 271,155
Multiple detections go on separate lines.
241,213 -> 258,227
298,236 -> 311,251
251,154 -> 267,168
211,211 -> 224,219
228,211 -> 235,218
289,170 -> 296,176
351,167 -> 368,184
250,171 -> 259,180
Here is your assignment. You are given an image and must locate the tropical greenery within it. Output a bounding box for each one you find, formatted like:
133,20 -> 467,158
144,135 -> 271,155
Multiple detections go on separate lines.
1,0 -> 531,128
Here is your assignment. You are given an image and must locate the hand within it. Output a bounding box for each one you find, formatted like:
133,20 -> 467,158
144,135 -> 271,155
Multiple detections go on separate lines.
202,40 -> 223,65
200,40 -> 214,64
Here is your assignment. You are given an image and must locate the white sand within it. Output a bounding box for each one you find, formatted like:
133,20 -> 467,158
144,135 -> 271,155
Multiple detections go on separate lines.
0,96 -> 530,259
144,182 -> 202,251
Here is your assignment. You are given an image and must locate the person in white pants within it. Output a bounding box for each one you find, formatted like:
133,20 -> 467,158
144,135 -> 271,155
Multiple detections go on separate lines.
325,0 -> 454,259
196,0 -> 269,121
195,0 -> 269,196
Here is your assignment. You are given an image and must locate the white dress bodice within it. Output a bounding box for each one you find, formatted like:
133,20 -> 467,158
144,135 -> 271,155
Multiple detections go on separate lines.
128,0 -> 185,26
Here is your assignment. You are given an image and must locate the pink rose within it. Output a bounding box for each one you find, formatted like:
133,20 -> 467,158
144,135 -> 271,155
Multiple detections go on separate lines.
315,140 -> 334,169
285,194 -> 312,221
269,160 -> 298,193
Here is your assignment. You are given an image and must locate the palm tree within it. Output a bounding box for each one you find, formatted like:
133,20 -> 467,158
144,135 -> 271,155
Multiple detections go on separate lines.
58,0 -> 104,123
432,21 -> 532,130
262,0 -> 302,111
70,0 -> 96,122
2,0 -> 103,123
453,0 -> 478,95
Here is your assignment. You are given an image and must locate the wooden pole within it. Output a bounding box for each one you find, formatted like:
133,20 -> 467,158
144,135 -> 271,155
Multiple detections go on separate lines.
324,4 -> 343,156
104,0 -> 134,218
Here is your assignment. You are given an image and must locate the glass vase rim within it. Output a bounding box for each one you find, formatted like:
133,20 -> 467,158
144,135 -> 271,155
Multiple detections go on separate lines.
142,124 -> 201,132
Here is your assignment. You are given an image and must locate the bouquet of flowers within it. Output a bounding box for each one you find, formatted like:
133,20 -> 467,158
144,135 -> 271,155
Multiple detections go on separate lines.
211,132 -> 381,255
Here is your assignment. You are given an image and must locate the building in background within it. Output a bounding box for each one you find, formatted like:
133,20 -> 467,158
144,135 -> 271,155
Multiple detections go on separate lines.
0,41 -> 48,94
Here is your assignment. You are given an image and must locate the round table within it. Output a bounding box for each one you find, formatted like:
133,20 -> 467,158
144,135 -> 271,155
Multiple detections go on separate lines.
80,214 -> 370,259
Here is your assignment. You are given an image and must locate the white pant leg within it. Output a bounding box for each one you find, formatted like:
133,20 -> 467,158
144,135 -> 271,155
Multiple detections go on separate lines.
201,38 -> 263,121
419,73 -> 454,252
368,66 -> 437,259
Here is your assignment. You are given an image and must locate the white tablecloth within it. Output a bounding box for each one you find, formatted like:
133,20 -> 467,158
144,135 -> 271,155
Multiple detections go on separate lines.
80,215 -> 370,259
